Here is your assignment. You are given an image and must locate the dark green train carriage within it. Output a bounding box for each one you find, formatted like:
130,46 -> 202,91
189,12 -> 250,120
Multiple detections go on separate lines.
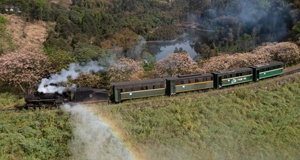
166,73 -> 214,95
212,68 -> 253,89
249,61 -> 284,82
110,78 -> 165,102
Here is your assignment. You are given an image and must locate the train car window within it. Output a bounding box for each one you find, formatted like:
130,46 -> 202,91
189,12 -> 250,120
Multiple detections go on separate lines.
181,80 -> 184,84
188,80 -> 191,83
249,71 -> 252,74
131,88 -> 134,91
160,84 -> 164,88
195,78 -> 199,82
120,89 -> 123,92
153,85 -> 155,89
230,74 -> 233,78
141,87 -> 144,90
145,86 -> 148,90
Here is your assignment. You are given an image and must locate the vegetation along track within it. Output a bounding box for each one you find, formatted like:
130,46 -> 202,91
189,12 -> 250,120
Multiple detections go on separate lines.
2,65 -> 300,111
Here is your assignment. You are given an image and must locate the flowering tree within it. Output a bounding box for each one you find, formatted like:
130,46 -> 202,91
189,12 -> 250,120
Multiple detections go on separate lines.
154,52 -> 204,77
267,42 -> 300,66
201,52 -> 272,72
109,57 -> 145,82
201,42 -> 300,72
0,51 -> 52,91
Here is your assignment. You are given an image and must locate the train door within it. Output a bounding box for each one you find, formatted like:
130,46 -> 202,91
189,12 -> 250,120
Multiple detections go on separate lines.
219,76 -> 222,88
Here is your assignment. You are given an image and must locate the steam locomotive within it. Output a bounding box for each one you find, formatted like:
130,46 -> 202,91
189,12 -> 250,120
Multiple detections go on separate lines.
25,61 -> 284,108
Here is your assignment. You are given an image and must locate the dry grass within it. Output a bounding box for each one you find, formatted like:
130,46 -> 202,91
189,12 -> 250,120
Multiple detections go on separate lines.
1,14 -> 48,54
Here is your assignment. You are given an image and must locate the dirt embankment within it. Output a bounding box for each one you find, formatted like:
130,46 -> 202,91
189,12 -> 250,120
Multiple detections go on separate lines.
1,14 -> 48,54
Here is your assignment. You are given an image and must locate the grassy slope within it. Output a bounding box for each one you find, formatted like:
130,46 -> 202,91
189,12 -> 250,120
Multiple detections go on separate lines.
0,110 -> 71,160
92,74 -> 300,160
0,74 -> 299,160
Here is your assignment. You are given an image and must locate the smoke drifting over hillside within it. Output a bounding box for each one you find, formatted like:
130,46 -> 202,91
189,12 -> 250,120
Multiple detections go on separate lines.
62,104 -> 135,160
195,0 -> 298,43
38,61 -> 105,94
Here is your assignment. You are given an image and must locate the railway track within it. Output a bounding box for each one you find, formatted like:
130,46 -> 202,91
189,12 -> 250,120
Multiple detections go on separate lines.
2,65 -> 300,112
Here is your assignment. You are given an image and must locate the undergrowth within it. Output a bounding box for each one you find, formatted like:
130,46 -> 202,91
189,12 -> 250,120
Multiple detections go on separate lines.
0,110 -> 72,160
0,92 -> 25,109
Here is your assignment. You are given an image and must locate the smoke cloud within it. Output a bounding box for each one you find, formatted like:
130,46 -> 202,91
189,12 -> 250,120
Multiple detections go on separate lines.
62,104 -> 135,160
126,36 -> 147,60
38,61 -> 105,94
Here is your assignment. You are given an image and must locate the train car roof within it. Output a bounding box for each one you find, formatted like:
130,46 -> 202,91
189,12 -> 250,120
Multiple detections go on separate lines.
76,88 -> 107,92
212,67 -> 252,74
249,61 -> 284,68
178,73 -> 213,78
110,78 -> 164,87
167,73 -> 213,80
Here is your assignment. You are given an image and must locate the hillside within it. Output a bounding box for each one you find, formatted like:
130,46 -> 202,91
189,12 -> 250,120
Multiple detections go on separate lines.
0,72 -> 300,159
89,73 -> 300,160
1,14 -> 48,54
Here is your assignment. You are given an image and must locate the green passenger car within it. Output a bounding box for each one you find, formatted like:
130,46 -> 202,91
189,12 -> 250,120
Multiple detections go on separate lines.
212,68 -> 253,89
166,73 -> 214,95
249,61 -> 284,82
110,79 -> 165,102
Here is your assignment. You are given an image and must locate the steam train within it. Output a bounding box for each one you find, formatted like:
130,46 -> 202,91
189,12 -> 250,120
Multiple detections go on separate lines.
25,61 -> 284,108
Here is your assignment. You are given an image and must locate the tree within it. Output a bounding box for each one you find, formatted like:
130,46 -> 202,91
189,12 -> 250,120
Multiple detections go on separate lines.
0,52 -> 53,91
154,52 -> 204,77
69,74 -> 107,88
292,20 -> 300,41
71,43 -> 105,62
108,57 -> 145,82
111,28 -> 139,51
44,48 -> 76,72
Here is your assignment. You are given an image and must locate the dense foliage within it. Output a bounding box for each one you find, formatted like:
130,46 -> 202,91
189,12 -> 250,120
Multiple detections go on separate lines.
0,110 -> 72,159
2,0 -> 300,56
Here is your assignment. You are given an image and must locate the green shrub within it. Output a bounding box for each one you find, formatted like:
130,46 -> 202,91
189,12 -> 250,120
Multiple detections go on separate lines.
0,110 -> 72,159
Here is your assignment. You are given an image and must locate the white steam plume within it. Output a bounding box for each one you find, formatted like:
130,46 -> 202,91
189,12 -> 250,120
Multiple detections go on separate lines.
38,61 -> 105,94
62,104 -> 135,160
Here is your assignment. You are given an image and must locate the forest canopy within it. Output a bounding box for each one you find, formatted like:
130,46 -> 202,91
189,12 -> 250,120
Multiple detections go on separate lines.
1,0 -> 300,56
